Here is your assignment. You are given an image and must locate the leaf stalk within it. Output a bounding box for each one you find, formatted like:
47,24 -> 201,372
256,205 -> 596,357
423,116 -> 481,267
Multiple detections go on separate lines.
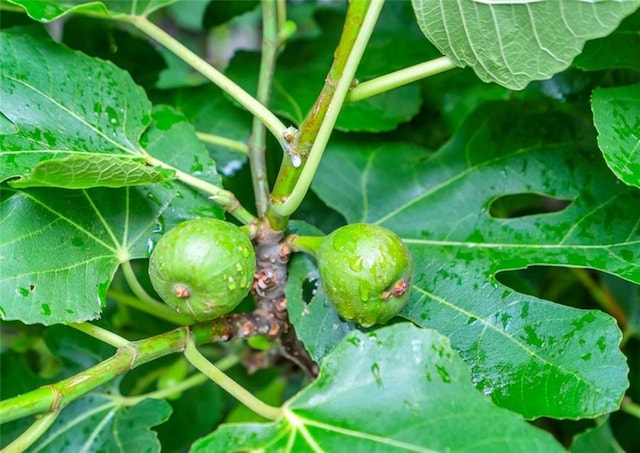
69,322 -> 130,348
145,155 -> 258,225
184,339 -> 283,420
196,132 -> 249,154
347,56 -> 457,102
119,261 -> 193,325
248,0 -> 282,216
131,16 -> 288,151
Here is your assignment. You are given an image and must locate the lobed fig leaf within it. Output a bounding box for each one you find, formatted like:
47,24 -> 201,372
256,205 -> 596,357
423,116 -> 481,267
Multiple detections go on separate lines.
148,219 -> 256,321
316,223 -> 413,327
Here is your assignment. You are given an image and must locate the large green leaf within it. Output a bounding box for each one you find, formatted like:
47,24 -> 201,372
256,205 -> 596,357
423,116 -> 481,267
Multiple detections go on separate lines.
192,324 -> 564,452
0,30 -> 166,189
0,106 -> 223,325
309,102 -> 631,419
411,0 -> 640,90
592,83 -> 640,189
5,0 -> 175,21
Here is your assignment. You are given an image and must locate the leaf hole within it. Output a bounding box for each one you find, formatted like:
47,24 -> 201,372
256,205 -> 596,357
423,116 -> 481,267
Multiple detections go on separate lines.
489,193 -> 571,219
301,276 -> 318,304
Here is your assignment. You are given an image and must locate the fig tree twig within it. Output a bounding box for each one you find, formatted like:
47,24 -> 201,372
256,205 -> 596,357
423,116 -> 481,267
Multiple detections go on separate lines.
251,224 -> 319,378
267,0 -> 383,227
248,0 -> 281,217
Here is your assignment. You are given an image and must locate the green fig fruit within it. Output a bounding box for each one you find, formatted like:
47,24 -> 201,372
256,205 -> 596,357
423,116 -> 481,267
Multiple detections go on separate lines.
316,223 -> 413,327
148,218 -> 256,321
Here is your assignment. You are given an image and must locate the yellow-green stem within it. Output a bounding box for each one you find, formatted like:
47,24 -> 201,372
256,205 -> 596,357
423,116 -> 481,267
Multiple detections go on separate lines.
108,288 -> 192,326
286,235 -> 325,257
0,324 -> 228,424
0,412 -> 58,453
131,16 -> 288,151
270,0 -> 384,218
621,397 -> 640,419
145,155 -> 258,225
184,339 -> 282,420
348,56 -> 457,102
196,132 -> 249,154
69,323 -> 130,348
248,0 -> 281,216
266,0 -> 377,229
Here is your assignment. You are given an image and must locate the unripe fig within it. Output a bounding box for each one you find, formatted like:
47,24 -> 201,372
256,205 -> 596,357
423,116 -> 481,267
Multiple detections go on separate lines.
316,223 -> 413,327
148,218 -> 256,321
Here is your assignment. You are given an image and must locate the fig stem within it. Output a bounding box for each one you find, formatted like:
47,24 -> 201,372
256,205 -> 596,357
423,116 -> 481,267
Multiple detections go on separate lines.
195,132 -> 249,154
268,0 -> 384,220
69,322 -> 130,348
145,156 -> 258,225
0,323 -> 242,424
347,56 -> 457,102
1,412 -> 58,453
119,261 -> 192,325
184,339 -> 283,420
247,0 -> 281,217
285,234 -> 325,257
131,16 -> 289,151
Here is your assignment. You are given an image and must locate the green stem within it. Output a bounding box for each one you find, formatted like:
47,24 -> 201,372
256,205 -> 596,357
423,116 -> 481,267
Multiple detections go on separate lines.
68,323 -> 130,349
266,0 -> 374,229
621,397 -> 640,419
184,339 -> 282,420
348,56 -> 457,102
119,261 -> 192,325
1,412 -> 58,453
145,155 -> 258,225
196,132 -> 249,154
0,324 -> 228,424
276,0 -> 287,31
285,235 -> 324,257
108,288 -> 192,326
131,16 -> 288,151
248,0 -> 281,216
270,0 -> 384,218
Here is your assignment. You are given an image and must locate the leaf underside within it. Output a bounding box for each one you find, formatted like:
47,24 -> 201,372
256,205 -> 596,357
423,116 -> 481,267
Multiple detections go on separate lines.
411,0 -> 640,89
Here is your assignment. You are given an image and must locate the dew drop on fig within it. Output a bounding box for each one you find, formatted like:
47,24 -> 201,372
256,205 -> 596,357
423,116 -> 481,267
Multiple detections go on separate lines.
349,256 -> 363,272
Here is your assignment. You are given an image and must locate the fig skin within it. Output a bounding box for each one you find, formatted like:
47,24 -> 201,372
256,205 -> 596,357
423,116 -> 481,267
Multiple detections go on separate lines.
149,218 -> 256,321
316,223 -> 413,327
